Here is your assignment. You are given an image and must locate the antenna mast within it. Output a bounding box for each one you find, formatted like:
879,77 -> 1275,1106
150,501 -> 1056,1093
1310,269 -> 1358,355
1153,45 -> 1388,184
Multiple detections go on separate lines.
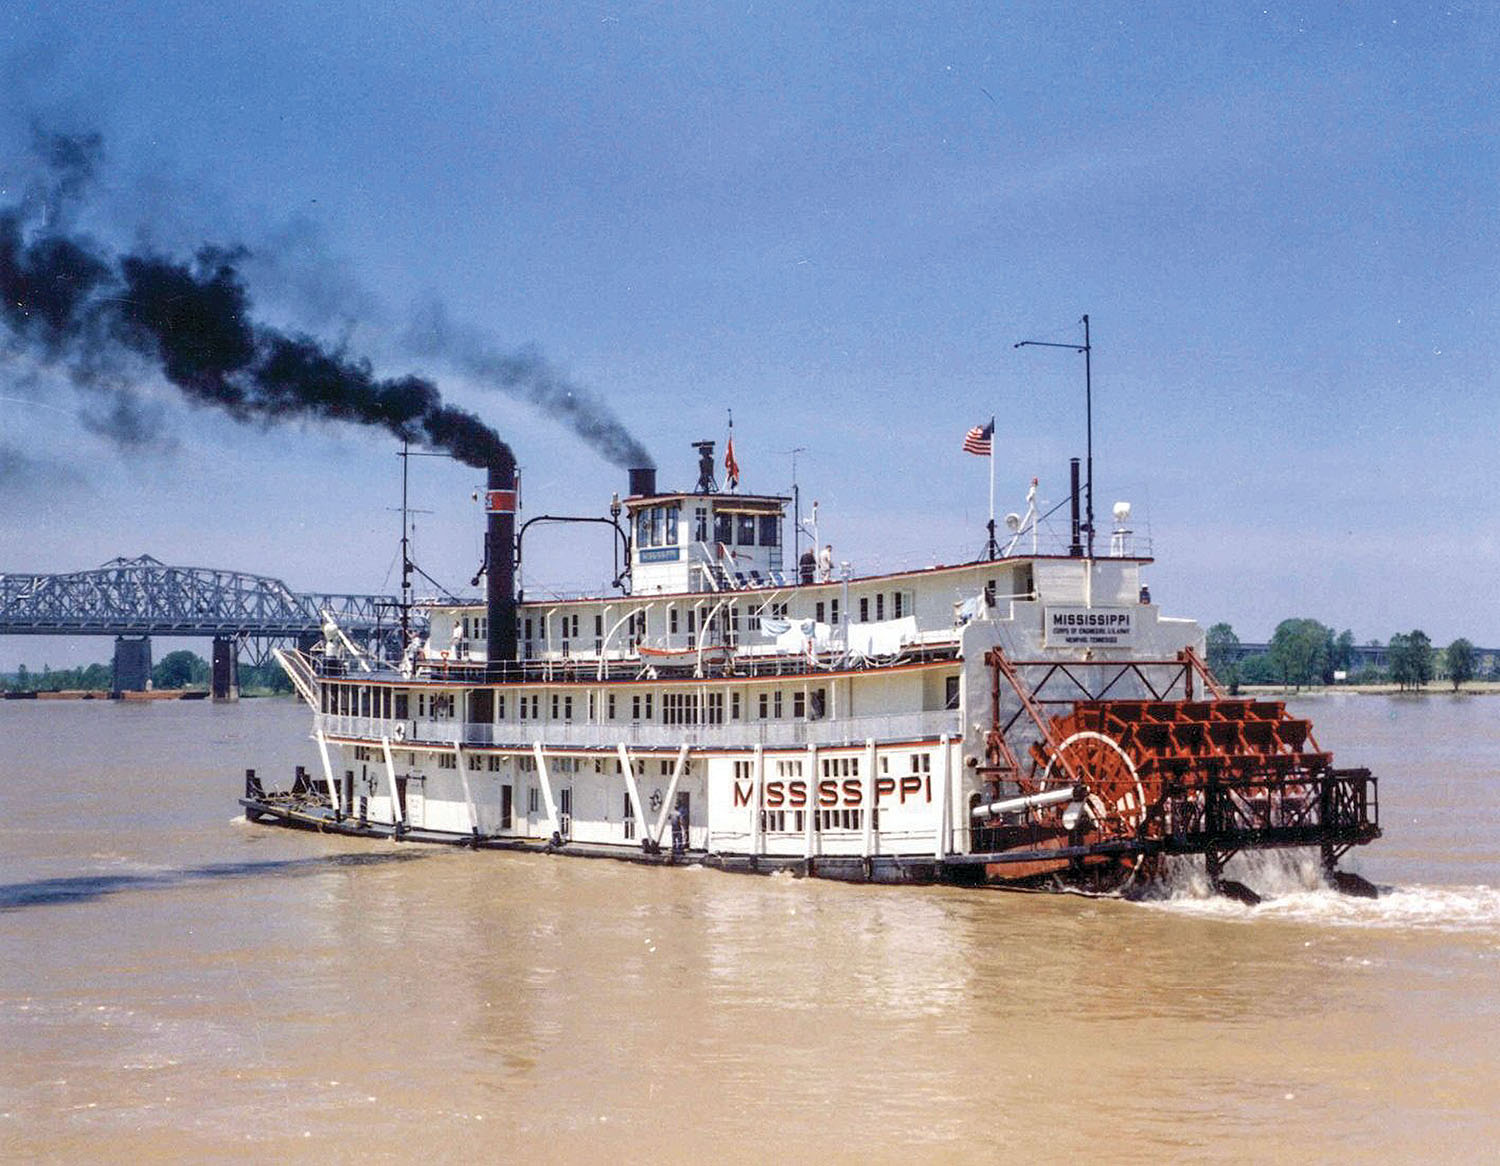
1015,314 -> 1095,557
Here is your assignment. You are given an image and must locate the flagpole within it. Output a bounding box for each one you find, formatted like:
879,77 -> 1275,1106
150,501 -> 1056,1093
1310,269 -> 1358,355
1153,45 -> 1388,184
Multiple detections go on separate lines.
986,430 -> 997,559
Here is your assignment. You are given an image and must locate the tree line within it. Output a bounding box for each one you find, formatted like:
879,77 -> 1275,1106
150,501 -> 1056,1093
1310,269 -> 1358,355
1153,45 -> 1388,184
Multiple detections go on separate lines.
0,650 -> 293,694
1206,619 -> 1484,692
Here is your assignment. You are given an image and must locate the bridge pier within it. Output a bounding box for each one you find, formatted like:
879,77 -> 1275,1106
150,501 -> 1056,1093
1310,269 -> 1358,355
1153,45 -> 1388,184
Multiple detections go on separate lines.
211,636 -> 239,702
112,636 -> 152,693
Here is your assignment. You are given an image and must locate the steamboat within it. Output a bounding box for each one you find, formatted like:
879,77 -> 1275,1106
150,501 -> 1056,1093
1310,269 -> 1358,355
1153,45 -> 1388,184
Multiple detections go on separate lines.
243,441 -> 1381,902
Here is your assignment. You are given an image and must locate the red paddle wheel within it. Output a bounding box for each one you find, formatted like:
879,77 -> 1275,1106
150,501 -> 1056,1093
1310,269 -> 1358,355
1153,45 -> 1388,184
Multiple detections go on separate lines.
974,647 -> 1379,895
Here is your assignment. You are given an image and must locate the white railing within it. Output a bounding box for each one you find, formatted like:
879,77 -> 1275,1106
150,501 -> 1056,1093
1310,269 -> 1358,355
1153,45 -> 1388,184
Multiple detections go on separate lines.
315,709 -> 961,751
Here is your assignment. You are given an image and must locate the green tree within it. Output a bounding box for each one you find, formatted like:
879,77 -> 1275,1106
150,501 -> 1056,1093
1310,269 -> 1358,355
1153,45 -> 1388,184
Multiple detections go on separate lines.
1268,618 -> 1333,689
1205,622 -> 1240,683
16,664 -> 30,692
1238,652 -> 1278,685
1445,637 -> 1476,691
152,650 -> 208,690
1332,629 -> 1355,677
1389,629 -> 1434,691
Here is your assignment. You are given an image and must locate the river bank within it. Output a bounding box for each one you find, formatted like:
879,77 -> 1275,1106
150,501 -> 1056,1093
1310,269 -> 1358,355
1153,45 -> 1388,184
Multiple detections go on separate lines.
1240,682 -> 1500,697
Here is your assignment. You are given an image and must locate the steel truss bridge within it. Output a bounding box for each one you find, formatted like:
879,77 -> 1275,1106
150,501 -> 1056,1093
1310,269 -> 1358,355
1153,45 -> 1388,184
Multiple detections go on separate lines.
0,555 -> 409,667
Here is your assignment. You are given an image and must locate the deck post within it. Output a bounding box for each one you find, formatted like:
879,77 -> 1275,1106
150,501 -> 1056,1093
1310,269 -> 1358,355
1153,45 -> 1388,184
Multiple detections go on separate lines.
379,735 -> 404,831
532,742 -> 560,838
751,744 -> 765,856
651,744 -> 691,848
616,743 -> 651,844
934,733 -> 952,860
315,729 -> 341,819
804,742 -> 819,860
862,738 -> 877,858
453,743 -> 480,838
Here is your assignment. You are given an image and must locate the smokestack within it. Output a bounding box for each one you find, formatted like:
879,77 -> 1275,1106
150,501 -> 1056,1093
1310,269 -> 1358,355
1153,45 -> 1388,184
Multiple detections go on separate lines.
628,467 -> 656,498
1069,458 -> 1083,558
485,457 -> 518,676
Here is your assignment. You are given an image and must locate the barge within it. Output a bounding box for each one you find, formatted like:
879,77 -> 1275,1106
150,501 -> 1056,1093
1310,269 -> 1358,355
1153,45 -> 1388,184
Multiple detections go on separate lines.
244,442 -> 1380,901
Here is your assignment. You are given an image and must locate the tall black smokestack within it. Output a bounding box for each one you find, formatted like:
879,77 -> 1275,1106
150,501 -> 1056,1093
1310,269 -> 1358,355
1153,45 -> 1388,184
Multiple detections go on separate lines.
485,456 -> 518,676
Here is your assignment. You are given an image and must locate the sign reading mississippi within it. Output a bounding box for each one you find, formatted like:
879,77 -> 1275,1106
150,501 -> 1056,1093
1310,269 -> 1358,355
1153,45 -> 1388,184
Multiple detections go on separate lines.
1045,606 -> 1135,647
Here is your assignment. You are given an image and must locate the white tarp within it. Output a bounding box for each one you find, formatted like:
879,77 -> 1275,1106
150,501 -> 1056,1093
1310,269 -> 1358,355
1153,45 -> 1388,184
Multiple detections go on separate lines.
844,616 -> 917,657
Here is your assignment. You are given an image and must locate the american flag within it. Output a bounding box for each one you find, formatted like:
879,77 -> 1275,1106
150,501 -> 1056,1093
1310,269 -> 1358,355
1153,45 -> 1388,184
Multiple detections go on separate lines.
962,418 -> 995,457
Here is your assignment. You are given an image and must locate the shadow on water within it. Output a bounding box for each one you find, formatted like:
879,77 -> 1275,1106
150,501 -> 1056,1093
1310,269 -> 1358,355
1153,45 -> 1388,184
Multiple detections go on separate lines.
0,851 -> 427,911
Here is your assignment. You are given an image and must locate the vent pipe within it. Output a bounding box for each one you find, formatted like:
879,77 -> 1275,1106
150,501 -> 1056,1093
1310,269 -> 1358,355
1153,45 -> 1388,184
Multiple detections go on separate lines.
628,467 -> 656,498
1069,458 -> 1084,558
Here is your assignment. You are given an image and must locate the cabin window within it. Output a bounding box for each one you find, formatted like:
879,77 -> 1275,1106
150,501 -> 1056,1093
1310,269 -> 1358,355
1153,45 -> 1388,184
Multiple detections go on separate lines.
694,506 -> 708,541
665,505 -> 680,545
496,694 -> 506,720
945,675 -> 960,710
736,515 -> 756,545
438,754 -> 457,769
607,693 -> 616,720
624,793 -> 636,839
810,688 -> 826,719
475,616 -> 487,642
519,696 -> 528,720
758,515 -> 779,546
564,696 -> 574,721
815,602 -> 824,623
773,691 -> 783,718
893,590 -> 913,619
551,694 -> 559,719
859,597 -> 869,622
594,615 -> 603,652
758,692 -> 768,719
731,692 -> 741,720
876,594 -> 885,620
528,787 -> 538,814
830,599 -> 839,625
487,756 -> 502,772
706,691 -> 724,725
669,608 -> 679,635
793,691 -> 806,718
394,692 -> 409,719
713,512 -> 732,544
911,752 -> 931,774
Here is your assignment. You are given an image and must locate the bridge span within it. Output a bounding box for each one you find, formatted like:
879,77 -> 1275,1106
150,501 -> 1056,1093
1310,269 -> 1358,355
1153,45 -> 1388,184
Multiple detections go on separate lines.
0,555 -> 413,696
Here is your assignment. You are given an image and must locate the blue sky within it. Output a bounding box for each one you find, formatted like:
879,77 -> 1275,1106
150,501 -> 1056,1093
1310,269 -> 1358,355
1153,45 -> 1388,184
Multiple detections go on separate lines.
1,2 -> 1495,668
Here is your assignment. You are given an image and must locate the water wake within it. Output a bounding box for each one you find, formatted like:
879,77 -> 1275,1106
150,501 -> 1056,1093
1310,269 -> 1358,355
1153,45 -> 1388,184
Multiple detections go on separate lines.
1131,850 -> 1500,934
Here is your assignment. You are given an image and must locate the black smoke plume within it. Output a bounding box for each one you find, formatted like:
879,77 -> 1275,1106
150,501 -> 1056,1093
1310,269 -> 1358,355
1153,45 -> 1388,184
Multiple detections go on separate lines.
407,300 -> 654,469
0,129 -> 648,476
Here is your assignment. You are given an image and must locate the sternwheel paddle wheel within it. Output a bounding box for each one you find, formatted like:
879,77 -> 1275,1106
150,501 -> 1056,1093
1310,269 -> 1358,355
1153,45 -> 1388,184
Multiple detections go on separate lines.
970,647 -> 1381,899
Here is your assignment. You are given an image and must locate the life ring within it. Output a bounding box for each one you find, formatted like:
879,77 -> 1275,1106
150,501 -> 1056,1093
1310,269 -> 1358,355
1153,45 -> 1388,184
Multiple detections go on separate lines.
393,724 -> 407,742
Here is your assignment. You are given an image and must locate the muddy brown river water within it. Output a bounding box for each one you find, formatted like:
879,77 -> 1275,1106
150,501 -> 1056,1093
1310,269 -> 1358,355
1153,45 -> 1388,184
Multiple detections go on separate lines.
1,694 -> 1497,1161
